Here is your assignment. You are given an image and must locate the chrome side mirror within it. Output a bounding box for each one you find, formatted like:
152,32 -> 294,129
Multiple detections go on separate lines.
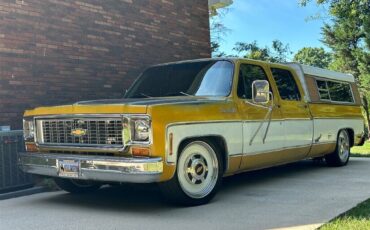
252,80 -> 270,104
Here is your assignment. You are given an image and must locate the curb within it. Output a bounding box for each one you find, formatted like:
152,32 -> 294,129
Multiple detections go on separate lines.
0,186 -> 48,200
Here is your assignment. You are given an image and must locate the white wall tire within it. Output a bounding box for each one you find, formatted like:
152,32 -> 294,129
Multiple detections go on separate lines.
325,130 -> 351,167
159,140 -> 223,206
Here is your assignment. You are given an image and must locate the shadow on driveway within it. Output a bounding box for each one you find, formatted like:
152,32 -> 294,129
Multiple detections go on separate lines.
39,159 -> 351,210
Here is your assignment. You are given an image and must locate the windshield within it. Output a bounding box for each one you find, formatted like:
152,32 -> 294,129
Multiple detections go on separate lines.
125,60 -> 234,98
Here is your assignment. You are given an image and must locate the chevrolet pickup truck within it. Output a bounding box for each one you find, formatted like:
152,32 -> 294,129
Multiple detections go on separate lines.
19,58 -> 365,205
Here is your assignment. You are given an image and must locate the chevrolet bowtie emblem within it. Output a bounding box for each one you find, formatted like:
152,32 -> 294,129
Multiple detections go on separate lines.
71,128 -> 87,137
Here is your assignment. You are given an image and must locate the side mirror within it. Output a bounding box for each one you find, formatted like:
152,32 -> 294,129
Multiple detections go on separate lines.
252,80 -> 270,104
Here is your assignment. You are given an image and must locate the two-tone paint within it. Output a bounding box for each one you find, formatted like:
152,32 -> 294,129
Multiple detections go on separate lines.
22,58 -> 365,183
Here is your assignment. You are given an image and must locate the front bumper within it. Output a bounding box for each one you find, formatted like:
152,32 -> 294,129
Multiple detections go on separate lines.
18,152 -> 163,183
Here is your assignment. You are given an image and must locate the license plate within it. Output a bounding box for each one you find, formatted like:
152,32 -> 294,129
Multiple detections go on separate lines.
58,160 -> 80,178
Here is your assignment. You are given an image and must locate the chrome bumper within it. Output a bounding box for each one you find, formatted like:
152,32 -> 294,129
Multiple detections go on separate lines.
18,152 -> 163,183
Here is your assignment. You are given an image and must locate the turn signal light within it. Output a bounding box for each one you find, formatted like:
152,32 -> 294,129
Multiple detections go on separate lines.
25,143 -> 38,152
131,147 -> 150,157
169,133 -> 173,156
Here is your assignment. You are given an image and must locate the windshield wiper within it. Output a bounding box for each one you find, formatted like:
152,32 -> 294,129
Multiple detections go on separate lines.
140,93 -> 152,98
179,91 -> 192,96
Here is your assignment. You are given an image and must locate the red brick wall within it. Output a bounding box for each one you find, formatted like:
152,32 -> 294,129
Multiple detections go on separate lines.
0,0 -> 211,129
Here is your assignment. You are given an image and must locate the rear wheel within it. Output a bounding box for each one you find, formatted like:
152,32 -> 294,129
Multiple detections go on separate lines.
54,178 -> 101,194
159,140 -> 223,206
325,130 -> 350,167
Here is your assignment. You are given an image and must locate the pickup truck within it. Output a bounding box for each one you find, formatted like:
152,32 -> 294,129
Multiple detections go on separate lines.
19,58 -> 365,206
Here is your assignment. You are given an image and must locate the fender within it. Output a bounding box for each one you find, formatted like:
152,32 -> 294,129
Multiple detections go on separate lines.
165,121 -> 243,170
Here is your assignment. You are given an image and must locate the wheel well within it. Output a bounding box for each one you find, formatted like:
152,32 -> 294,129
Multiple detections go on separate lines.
177,136 -> 228,173
345,128 -> 355,147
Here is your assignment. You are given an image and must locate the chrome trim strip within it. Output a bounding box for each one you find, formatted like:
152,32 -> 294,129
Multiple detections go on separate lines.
243,144 -> 313,156
34,114 -> 123,119
18,152 -> 163,183
313,117 -> 363,120
35,144 -> 126,153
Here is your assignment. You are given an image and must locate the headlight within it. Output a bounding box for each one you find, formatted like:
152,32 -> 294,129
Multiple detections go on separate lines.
122,115 -> 151,143
23,118 -> 35,141
134,120 -> 150,141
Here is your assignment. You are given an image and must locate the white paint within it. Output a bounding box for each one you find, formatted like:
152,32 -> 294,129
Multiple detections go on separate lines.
284,119 -> 313,148
166,118 -> 363,165
166,122 -> 243,164
243,120 -> 285,155
313,118 -> 364,144
286,63 -> 355,83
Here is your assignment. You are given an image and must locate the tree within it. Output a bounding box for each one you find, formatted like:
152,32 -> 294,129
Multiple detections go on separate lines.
233,40 -> 292,62
209,1 -> 233,57
293,47 -> 332,68
301,0 -> 370,139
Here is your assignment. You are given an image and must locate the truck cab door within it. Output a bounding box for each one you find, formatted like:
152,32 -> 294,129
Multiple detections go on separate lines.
269,67 -> 313,159
235,61 -> 285,171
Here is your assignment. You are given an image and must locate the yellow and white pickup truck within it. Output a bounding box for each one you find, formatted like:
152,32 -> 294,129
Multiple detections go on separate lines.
19,58 -> 365,205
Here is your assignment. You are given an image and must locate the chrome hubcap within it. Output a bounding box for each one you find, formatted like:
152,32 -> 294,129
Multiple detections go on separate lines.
185,154 -> 209,185
338,131 -> 350,162
177,142 -> 219,199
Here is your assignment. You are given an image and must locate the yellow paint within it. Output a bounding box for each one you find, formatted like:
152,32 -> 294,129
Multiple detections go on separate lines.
308,143 -> 336,158
240,146 -> 309,171
23,58 -> 364,182
24,104 -> 147,116
225,155 -> 242,176
309,103 -> 362,118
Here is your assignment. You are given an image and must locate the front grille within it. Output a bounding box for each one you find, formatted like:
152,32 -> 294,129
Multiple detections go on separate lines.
37,118 -> 123,147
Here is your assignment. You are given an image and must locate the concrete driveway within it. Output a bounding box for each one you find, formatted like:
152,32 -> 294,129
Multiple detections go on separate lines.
1,157 -> 370,230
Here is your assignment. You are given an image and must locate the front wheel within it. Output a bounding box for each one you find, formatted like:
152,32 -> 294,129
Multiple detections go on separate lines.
54,178 -> 101,194
159,140 -> 223,206
325,129 -> 350,167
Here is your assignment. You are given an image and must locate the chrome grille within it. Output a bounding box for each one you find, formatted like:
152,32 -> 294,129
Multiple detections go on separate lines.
37,118 -> 123,147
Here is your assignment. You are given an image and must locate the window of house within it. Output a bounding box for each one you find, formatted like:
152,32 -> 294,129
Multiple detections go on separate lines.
237,64 -> 269,99
271,68 -> 301,101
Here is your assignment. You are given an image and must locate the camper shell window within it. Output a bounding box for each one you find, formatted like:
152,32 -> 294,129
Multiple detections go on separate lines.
315,79 -> 354,103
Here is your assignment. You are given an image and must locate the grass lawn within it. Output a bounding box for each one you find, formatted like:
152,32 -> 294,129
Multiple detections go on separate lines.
320,198 -> 370,230
351,141 -> 370,157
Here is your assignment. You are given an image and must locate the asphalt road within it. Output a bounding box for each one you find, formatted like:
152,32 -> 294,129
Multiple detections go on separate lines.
1,158 -> 370,230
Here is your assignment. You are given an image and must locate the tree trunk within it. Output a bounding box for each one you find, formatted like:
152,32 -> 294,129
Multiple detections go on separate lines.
363,95 -> 370,140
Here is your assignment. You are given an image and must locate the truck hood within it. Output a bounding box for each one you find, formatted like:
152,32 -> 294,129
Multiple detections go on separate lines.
24,97 -> 225,117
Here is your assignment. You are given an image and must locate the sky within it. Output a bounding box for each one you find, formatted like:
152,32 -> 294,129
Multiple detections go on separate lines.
212,0 -> 330,60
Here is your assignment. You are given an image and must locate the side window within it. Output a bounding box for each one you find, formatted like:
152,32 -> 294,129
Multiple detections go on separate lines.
316,79 -> 354,103
271,68 -> 301,101
327,81 -> 353,102
316,80 -> 331,100
237,64 -> 269,99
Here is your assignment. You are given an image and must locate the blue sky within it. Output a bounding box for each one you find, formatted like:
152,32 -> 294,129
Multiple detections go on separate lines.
212,0 -> 330,60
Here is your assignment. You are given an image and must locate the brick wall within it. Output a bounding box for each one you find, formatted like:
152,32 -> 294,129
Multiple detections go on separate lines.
0,0 -> 211,129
